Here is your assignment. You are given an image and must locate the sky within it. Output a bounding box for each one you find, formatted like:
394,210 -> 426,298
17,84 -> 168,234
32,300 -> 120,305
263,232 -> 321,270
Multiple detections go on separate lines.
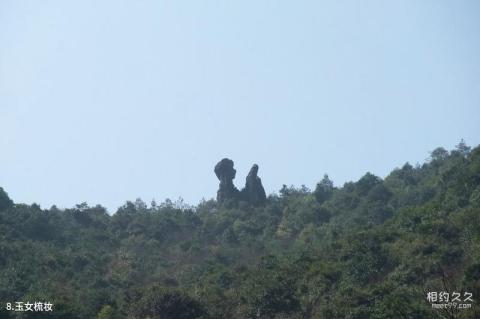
1,1 -> 479,213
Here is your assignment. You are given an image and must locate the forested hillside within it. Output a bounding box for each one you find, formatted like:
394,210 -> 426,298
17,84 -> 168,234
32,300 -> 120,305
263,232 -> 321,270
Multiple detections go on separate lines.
1,142 -> 479,318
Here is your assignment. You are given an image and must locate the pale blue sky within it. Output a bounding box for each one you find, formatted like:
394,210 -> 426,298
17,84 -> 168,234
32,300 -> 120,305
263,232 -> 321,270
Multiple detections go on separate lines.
1,1 -> 479,212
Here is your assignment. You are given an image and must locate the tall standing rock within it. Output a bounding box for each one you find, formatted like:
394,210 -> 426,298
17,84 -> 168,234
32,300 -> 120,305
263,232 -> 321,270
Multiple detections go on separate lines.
242,164 -> 267,205
214,158 -> 240,203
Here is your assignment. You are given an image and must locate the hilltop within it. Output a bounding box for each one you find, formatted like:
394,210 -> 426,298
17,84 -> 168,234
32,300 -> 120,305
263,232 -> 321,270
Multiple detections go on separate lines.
0,142 -> 479,318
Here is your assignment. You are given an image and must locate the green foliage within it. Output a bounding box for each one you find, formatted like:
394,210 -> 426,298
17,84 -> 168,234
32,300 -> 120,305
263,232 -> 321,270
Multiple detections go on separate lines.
0,187 -> 13,211
97,305 -> 114,319
314,174 -> 334,204
0,142 -> 479,318
132,286 -> 206,319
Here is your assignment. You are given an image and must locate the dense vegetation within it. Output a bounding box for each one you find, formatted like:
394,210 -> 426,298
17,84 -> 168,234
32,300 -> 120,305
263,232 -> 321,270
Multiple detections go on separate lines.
1,142 -> 479,318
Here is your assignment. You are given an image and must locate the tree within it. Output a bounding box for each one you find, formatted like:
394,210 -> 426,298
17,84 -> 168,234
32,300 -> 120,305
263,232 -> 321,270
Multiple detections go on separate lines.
355,172 -> 381,196
0,187 -> 13,211
314,174 -> 334,204
97,305 -> 114,319
241,256 -> 302,319
133,286 -> 206,319
454,138 -> 471,157
430,147 -> 449,162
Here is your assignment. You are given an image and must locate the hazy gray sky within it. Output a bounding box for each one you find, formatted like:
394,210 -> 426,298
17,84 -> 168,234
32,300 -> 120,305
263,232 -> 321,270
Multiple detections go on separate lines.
1,1 -> 479,212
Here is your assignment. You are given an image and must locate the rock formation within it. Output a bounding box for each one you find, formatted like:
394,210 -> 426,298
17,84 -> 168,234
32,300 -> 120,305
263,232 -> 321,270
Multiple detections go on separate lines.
214,159 -> 267,205
241,164 -> 267,205
214,158 -> 240,203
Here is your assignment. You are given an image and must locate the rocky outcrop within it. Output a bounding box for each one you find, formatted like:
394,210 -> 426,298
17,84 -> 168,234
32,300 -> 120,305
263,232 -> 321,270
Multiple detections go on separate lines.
241,164 -> 267,205
214,158 -> 240,203
214,159 -> 267,205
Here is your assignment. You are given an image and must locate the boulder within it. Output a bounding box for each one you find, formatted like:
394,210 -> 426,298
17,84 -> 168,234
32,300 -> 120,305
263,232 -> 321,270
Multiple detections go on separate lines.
214,158 -> 240,203
241,164 -> 266,205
